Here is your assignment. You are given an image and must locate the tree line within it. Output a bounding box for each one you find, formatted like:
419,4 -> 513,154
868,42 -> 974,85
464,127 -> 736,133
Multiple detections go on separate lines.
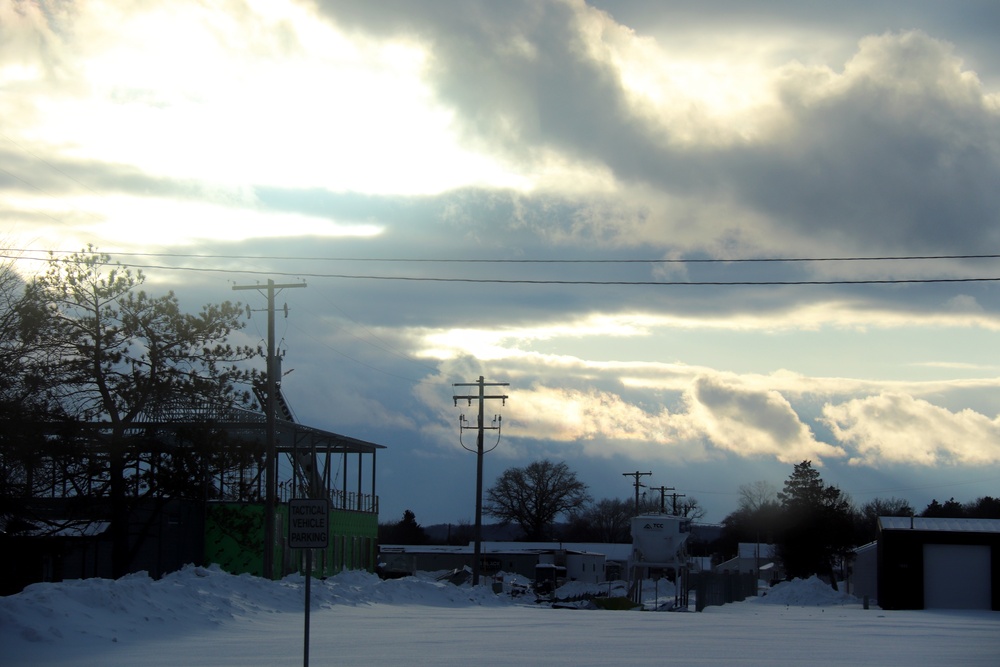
380,458 -> 704,545
380,457 -> 998,588
720,461 -> 999,585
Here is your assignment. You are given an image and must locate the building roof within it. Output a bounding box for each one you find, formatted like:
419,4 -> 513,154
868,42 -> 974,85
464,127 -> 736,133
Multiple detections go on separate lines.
879,516 -> 1000,533
853,540 -> 878,554
380,542 -> 630,559
26,410 -> 385,455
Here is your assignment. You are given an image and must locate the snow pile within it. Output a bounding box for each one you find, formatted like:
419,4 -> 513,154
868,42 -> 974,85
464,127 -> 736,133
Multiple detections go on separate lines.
3,567 -> 999,667
0,564 -> 512,645
324,569 -> 512,607
755,576 -> 859,606
0,566 -> 287,644
0,565 -> 870,649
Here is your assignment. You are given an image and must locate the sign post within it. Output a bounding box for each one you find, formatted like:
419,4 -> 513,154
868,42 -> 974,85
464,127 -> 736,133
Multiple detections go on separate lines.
288,499 -> 329,667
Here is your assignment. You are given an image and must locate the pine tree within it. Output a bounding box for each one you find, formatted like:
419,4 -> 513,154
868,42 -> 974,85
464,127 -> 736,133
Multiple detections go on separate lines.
21,248 -> 257,577
776,461 -> 855,587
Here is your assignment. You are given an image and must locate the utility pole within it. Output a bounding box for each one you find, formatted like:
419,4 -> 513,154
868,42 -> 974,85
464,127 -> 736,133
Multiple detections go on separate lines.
650,484 -> 676,514
233,279 -> 306,579
669,492 -> 687,516
453,376 -> 508,586
623,471 -> 652,515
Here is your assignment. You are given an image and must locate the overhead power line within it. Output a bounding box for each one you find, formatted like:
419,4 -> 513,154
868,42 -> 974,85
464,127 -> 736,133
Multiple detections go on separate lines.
9,248 -> 1000,264
6,251 -> 1000,286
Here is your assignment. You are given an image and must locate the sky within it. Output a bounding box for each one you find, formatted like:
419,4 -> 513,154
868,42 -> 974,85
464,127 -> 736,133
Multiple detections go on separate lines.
3,566 -> 999,666
3,0 -> 1000,527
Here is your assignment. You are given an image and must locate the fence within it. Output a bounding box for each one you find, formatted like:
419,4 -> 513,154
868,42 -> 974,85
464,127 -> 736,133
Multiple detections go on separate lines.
691,571 -> 758,611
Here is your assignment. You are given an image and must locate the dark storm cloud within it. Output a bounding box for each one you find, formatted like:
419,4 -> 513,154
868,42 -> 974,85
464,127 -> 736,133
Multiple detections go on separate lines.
308,1 -> 1000,258
310,1 -> 663,170
728,32 -> 1000,253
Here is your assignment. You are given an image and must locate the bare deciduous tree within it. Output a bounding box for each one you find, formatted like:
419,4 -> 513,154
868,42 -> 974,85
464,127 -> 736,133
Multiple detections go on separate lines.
485,459 -> 591,541
738,480 -> 778,513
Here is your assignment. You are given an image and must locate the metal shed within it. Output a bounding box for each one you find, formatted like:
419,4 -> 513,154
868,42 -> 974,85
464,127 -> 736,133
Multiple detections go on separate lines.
877,516 -> 1000,610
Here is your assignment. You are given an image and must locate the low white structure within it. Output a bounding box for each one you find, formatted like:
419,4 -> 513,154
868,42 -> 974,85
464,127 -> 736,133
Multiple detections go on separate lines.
715,543 -> 782,581
849,541 -> 878,601
379,542 -> 614,583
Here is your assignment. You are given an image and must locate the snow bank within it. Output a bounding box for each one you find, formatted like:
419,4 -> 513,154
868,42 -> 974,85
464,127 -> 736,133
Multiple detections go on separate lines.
4,567 -> 999,667
0,564 -> 512,646
754,576 -> 859,606
325,569 -> 512,607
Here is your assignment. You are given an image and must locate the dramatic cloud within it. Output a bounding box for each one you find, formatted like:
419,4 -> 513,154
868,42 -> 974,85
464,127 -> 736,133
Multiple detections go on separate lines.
4,0 -> 1000,523
684,376 -> 845,464
822,393 -> 1000,466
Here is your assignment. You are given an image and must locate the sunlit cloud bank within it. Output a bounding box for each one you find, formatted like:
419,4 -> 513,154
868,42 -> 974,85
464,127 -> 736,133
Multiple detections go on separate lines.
823,393 -> 1000,467
490,375 -> 1000,469
411,307 -> 1000,469
506,375 -> 841,465
7,193 -> 382,254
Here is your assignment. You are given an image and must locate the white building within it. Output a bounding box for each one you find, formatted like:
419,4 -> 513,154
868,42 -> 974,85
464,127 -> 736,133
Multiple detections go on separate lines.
715,543 -> 782,582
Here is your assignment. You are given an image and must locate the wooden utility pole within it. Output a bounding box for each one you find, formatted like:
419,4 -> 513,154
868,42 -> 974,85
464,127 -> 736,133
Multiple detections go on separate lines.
669,492 -> 687,516
233,279 -> 306,579
453,376 -> 508,586
623,471 -> 652,515
650,484 -> 676,514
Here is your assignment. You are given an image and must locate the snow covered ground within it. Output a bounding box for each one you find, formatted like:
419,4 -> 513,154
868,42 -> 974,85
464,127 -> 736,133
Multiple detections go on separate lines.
2,566 -> 997,666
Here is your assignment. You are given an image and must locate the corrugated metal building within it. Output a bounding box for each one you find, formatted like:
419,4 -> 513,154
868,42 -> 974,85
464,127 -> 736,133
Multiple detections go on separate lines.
878,516 -> 1000,610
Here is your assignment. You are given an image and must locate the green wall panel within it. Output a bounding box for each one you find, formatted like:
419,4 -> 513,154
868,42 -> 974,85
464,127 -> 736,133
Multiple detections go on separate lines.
205,503 -> 378,578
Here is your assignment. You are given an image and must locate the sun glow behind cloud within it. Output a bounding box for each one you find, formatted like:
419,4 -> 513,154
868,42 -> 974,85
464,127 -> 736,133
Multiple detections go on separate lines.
19,0 -> 527,202
574,6 -> 781,145
5,192 -> 382,256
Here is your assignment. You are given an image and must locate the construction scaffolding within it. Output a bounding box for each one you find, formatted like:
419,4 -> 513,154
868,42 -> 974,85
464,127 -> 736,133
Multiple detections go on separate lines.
2,394 -> 385,591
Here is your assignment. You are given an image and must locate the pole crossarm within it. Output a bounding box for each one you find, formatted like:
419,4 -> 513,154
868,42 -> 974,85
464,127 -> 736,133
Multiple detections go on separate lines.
232,282 -> 308,292
624,471 -> 652,515
650,484 -> 676,514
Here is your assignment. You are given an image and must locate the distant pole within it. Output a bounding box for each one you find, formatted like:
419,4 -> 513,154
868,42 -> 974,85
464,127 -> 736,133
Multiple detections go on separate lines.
233,279 -> 306,579
670,492 -> 686,516
623,471 -> 652,515
453,376 -> 508,586
650,485 -> 676,514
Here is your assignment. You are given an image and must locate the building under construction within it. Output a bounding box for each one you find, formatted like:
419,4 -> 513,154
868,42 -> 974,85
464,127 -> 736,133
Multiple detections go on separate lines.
1,385 -> 384,595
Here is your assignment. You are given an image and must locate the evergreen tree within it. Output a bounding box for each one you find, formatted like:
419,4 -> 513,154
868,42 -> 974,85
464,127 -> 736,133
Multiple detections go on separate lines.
921,497 -> 966,518
378,510 -> 428,545
965,496 -> 1000,519
18,248 -> 257,577
776,461 -> 855,587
